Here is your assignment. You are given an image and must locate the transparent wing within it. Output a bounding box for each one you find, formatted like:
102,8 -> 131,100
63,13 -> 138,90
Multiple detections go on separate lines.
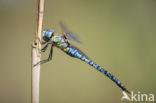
60,22 -> 82,43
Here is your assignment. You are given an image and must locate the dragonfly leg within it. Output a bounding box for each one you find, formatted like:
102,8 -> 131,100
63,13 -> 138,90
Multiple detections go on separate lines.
41,42 -> 52,52
33,44 -> 53,67
40,44 -> 53,64
41,41 -> 47,45
32,44 -> 41,51
33,41 -> 53,53
36,36 -> 47,45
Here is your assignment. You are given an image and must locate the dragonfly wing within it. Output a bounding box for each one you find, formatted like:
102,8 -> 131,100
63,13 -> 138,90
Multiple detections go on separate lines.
60,22 -> 82,43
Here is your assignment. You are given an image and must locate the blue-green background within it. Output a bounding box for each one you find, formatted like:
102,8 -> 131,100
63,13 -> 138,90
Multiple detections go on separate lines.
0,0 -> 156,103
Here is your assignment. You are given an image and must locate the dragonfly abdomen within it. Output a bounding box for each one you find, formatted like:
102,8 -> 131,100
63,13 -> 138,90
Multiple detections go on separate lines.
88,62 -> 129,93
65,46 -> 129,93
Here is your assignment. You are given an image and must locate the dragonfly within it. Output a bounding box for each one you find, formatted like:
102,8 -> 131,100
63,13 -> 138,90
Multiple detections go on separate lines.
35,22 -> 130,93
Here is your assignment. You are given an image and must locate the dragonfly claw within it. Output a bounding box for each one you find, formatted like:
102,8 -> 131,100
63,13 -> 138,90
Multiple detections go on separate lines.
33,62 -> 40,67
32,46 -> 42,53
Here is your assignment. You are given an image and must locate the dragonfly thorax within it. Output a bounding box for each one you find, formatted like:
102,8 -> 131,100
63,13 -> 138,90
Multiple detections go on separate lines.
43,30 -> 54,42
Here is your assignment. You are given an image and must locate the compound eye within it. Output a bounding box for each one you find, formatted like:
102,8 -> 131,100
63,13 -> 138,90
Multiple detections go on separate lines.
42,30 -> 54,41
43,30 -> 54,38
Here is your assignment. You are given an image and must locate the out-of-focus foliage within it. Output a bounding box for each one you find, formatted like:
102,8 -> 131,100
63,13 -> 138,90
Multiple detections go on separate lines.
0,0 -> 156,103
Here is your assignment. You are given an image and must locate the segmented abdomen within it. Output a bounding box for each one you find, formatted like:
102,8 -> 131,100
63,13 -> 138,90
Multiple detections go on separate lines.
65,45 -> 129,93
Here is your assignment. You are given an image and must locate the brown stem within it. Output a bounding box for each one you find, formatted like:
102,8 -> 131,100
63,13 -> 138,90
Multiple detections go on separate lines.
31,0 -> 45,103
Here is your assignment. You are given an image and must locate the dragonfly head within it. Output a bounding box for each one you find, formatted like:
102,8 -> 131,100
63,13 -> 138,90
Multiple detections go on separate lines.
42,30 -> 54,42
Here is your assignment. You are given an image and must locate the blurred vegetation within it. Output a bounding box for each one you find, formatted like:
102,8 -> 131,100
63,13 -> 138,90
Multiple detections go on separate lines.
0,0 -> 156,103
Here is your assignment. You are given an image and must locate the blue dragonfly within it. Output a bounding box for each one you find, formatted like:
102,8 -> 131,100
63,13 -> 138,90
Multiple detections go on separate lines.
35,22 -> 130,93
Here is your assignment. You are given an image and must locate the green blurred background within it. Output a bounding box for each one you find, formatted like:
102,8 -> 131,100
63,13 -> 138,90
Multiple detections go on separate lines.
0,0 -> 156,103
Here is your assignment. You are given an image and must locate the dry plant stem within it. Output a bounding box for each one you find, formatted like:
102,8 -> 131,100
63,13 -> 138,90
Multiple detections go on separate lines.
32,0 -> 45,103
32,44 -> 40,103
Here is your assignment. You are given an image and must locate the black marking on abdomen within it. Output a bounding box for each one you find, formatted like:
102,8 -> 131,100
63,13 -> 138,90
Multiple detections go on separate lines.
67,46 -> 129,93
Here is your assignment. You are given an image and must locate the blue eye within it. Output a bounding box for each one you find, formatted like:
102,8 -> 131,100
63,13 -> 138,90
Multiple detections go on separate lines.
43,30 -> 54,38
43,30 -> 54,41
